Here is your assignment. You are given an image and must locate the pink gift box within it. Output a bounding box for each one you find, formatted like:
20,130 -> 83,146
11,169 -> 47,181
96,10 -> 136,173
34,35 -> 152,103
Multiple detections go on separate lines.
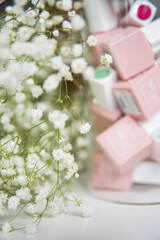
113,66 -> 160,120
102,26 -> 155,80
91,104 -> 122,133
92,150 -> 133,190
96,115 -> 153,173
92,29 -> 119,65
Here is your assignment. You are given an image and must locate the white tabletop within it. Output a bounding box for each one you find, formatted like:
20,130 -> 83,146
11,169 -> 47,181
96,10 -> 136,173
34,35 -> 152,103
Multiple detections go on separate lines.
1,178 -> 160,240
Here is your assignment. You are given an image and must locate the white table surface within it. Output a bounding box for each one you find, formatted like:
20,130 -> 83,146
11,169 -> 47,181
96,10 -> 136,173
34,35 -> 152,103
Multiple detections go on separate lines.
1,177 -> 160,240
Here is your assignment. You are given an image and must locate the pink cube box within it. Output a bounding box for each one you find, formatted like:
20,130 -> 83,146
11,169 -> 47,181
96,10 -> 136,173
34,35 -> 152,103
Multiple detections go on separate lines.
102,26 -> 154,80
92,150 -> 133,190
84,0 -> 118,65
92,29 -> 119,65
96,115 -> 153,173
91,104 -> 122,133
113,66 -> 160,120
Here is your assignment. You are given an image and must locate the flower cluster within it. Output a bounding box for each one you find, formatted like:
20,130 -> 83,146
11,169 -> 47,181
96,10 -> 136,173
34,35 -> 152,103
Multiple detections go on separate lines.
0,0 -> 96,234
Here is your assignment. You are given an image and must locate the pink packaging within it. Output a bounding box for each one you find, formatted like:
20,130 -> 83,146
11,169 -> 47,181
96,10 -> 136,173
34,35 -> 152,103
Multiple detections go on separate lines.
113,66 -> 160,120
92,29 -> 119,65
102,26 -> 155,80
91,104 -> 122,133
83,0 -> 118,65
92,150 -> 133,190
96,115 -> 153,173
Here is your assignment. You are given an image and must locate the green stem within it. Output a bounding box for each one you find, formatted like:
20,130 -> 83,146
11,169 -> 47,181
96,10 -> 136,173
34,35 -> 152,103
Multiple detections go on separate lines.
58,81 -> 62,100
65,96 -> 82,122
0,120 -> 47,148
9,204 -> 27,223
65,80 -> 68,96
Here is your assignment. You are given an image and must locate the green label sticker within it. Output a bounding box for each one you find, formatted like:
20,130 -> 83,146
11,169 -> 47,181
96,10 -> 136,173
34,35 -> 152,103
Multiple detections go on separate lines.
95,69 -> 110,79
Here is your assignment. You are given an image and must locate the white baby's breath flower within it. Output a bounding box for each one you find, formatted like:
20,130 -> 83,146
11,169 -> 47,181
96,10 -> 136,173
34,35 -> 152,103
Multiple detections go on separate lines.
52,149 -> 65,161
17,175 -> 27,186
17,26 -> 35,42
87,35 -> 98,47
26,78 -> 34,86
100,53 -> 113,66
71,14 -> 86,31
68,10 -> 75,17
58,64 -> 70,77
78,123 -> 91,134
81,204 -> 93,218
72,44 -> 82,58
43,74 -> 60,93
3,124 -> 15,133
60,46 -> 71,57
16,188 -> 32,201
64,143 -> 72,152
71,57 -> 87,74
1,192 -> 8,204
27,153 -> 40,169
14,92 -> 26,103
62,152 -> 74,167
74,1 -> 82,10
25,222 -> 36,234
21,62 -> 38,79
40,10 -> 50,19
12,155 -> 24,168
53,29 -> 59,37
1,114 -> 10,125
51,56 -> 63,70
52,15 -> 64,25
0,0 -> 93,230
62,20 -> 72,31
8,196 -> 20,210
64,71 -> 73,81
83,66 -> 95,80
75,173 -> 79,178
31,108 -> 43,121
31,0 -> 44,8
0,71 -> 18,90
56,0 -> 72,11
2,222 -> 12,233
46,0 -> 55,6
26,204 -> 36,215
48,110 -> 68,129
31,85 -> 43,99
64,162 -> 78,180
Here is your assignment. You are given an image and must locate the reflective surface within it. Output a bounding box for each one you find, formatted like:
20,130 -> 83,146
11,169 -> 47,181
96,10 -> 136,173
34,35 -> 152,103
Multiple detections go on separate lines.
91,184 -> 160,205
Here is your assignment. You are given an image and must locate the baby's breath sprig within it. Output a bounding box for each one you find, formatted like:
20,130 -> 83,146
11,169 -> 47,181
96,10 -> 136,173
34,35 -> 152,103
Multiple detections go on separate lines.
0,0 -> 94,234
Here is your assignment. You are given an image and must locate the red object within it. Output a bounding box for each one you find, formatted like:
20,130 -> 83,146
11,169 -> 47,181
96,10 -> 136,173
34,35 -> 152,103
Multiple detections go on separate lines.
137,4 -> 151,20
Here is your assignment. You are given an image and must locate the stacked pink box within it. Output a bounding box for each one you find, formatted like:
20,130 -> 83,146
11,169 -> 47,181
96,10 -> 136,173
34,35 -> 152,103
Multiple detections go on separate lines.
84,0 -> 160,190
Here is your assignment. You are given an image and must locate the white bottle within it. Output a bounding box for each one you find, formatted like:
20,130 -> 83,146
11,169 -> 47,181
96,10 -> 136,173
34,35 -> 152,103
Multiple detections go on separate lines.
139,109 -> 160,162
128,0 -> 157,27
86,67 -> 118,111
